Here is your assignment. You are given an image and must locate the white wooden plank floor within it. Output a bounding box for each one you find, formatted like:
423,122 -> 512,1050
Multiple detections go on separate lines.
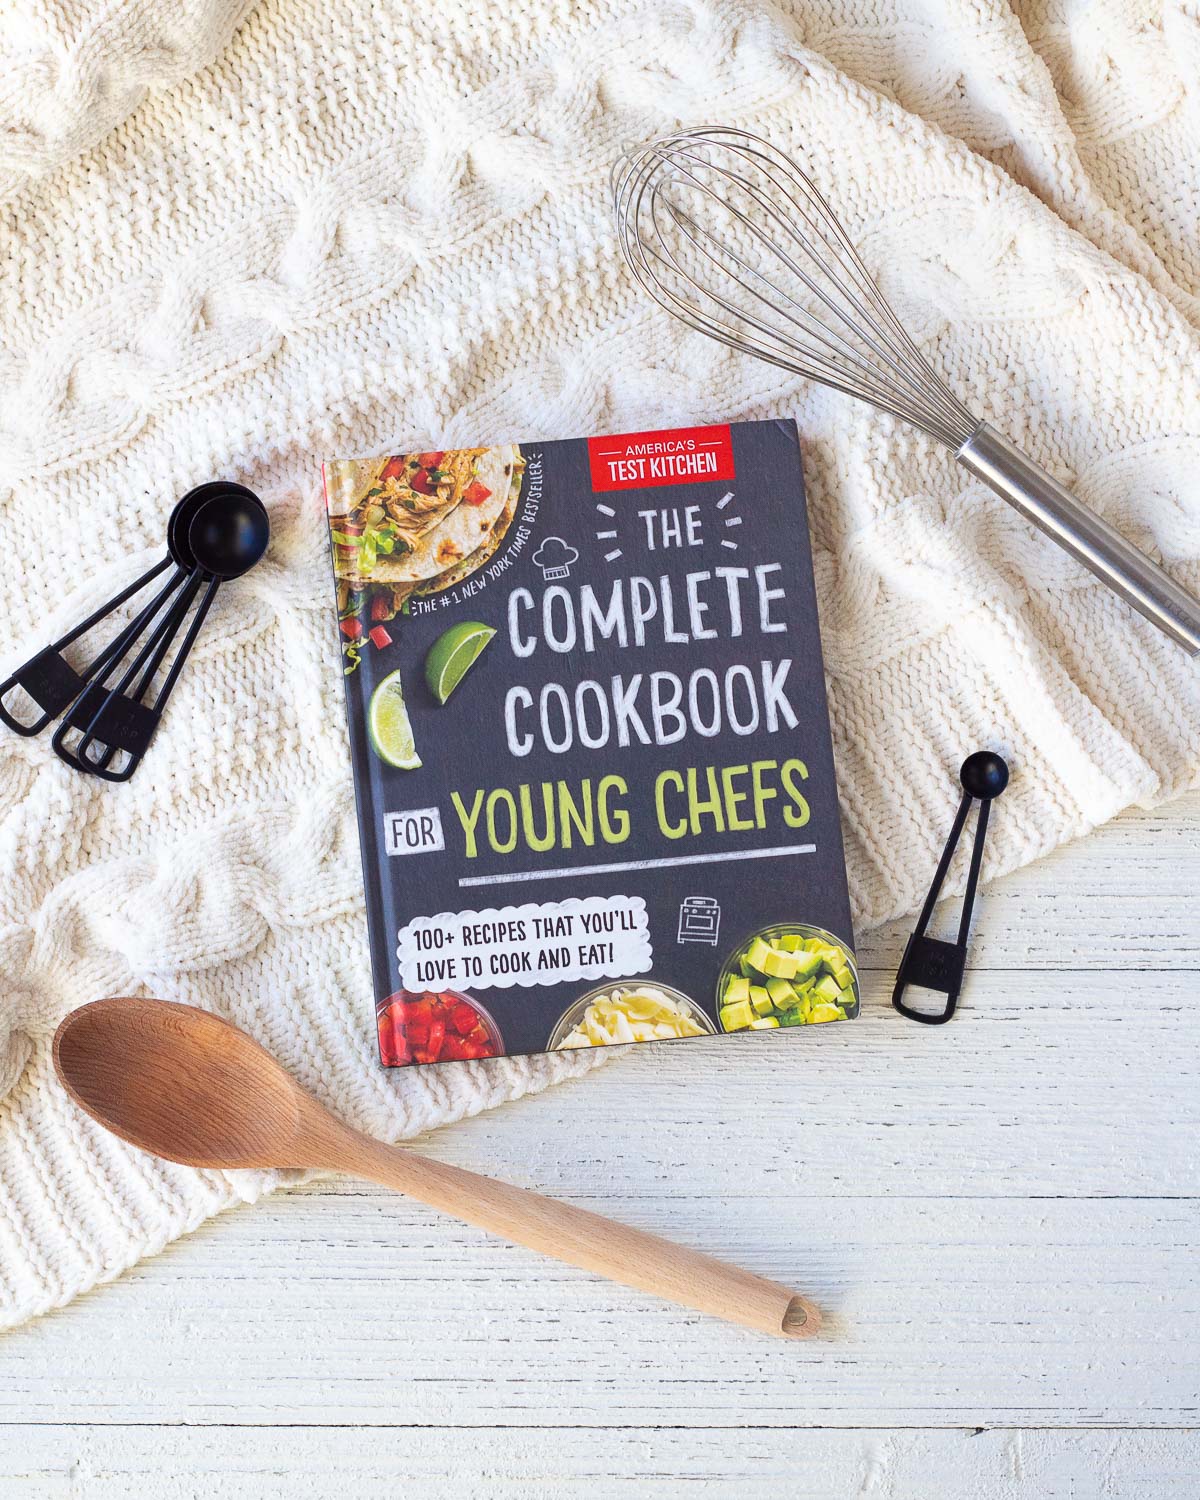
1,792 -> 1198,1497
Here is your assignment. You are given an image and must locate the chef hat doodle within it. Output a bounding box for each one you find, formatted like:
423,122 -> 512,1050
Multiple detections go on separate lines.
532,536 -> 579,582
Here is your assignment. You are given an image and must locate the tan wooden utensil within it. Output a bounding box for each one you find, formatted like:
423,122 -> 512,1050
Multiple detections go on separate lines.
53,997 -> 821,1340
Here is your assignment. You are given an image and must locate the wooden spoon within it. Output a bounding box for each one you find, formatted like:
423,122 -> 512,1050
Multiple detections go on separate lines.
53,997 -> 821,1340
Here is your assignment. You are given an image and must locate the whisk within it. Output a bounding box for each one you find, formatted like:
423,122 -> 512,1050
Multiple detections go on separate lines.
612,126 -> 1200,655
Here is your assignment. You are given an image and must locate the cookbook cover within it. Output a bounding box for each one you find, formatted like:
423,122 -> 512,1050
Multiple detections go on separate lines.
323,420 -> 856,1067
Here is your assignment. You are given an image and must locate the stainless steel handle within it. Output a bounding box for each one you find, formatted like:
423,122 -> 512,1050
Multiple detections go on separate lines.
956,422 -> 1200,656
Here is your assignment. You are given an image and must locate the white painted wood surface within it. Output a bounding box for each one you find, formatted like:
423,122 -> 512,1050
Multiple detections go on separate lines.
2,792 -> 1198,1496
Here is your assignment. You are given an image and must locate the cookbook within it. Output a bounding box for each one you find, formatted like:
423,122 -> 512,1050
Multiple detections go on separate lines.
323,420 -> 856,1067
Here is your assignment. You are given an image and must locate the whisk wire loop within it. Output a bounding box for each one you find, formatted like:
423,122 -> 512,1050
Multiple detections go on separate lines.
663,202 -> 945,434
613,126 -> 979,448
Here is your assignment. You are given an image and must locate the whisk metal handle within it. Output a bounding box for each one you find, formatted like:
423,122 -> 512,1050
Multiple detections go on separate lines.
956,423 -> 1200,655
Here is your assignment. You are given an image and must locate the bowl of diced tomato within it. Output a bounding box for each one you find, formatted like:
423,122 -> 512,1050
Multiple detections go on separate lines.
376,988 -> 504,1067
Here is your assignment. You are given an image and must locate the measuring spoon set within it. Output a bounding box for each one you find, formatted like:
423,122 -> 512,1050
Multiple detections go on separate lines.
0,482 -> 269,781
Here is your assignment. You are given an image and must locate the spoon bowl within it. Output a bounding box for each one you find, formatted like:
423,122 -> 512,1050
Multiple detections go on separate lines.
188,490 -> 271,580
168,482 -> 265,570
53,996 -> 820,1339
54,997 -> 303,1169
960,750 -> 1009,801
167,485 -> 223,570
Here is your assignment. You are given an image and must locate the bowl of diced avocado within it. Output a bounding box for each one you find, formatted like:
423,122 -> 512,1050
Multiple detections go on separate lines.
716,924 -> 859,1033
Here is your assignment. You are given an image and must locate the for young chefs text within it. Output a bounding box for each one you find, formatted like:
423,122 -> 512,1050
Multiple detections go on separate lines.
446,560 -> 817,859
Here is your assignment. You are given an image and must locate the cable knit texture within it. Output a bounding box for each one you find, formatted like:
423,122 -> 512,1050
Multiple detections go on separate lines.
0,0 -> 256,200
0,0 -> 1197,1330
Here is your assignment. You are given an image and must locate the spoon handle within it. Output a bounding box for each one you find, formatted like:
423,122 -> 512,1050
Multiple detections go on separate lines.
0,555 -> 175,736
327,1127 -> 820,1340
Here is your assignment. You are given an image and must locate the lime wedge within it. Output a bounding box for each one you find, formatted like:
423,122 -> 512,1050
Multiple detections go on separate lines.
424,621 -> 496,704
368,670 -> 421,769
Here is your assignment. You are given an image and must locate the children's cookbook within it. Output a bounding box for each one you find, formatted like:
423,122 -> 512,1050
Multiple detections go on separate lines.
323,420 -> 856,1067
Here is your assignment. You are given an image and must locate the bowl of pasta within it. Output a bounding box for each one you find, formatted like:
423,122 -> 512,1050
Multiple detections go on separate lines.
548,981 -> 715,1051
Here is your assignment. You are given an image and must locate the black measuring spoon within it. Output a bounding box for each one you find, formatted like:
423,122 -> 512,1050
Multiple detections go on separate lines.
892,751 -> 1010,1024
47,482 -> 256,772
0,483 -> 224,737
53,485 -> 269,782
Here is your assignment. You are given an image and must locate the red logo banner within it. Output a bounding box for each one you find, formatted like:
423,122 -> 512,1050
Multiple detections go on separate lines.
587,425 -> 735,493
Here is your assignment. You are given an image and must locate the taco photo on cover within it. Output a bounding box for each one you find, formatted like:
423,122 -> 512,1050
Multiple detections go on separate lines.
326,444 -> 524,662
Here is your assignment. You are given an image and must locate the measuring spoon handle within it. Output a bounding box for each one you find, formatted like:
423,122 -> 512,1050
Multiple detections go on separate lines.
0,556 -> 173,735
61,574 -> 220,783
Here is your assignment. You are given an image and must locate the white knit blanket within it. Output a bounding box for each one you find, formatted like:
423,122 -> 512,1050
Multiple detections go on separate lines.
1,0 -> 1197,1331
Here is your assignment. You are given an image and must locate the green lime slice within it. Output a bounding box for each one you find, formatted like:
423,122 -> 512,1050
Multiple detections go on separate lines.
368,669 -> 421,769
424,621 -> 496,704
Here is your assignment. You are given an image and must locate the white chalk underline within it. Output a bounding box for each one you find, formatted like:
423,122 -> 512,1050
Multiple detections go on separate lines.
457,843 -> 817,888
